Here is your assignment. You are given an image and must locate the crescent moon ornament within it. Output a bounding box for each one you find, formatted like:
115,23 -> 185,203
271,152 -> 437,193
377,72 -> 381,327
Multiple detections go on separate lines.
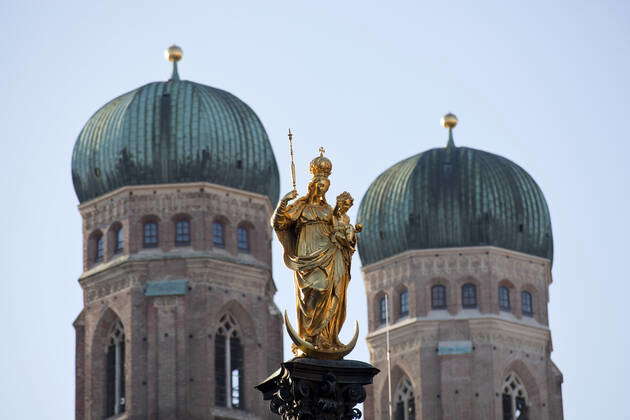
284,311 -> 359,360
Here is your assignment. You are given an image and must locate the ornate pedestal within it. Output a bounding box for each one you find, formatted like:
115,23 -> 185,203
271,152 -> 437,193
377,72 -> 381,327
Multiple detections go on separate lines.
256,358 -> 379,420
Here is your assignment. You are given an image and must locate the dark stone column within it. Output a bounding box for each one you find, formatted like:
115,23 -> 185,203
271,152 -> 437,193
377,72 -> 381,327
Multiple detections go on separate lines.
256,358 -> 379,420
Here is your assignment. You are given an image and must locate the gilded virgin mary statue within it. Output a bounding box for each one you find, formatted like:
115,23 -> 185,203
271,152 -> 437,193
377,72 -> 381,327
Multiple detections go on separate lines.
271,149 -> 361,360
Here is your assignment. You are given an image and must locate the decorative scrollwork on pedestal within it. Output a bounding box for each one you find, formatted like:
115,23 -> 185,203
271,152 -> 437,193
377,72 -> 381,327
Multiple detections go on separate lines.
257,358 -> 378,420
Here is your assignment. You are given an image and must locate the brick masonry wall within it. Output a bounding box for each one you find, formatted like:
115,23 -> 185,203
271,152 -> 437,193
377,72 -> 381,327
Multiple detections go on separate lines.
362,247 -> 564,420
74,183 -> 283,420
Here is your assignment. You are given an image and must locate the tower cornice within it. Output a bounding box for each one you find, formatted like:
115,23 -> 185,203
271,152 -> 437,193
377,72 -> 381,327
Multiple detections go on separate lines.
361,246 -> 551,275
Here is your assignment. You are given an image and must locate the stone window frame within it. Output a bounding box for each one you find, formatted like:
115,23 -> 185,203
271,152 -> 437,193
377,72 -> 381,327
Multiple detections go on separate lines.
215,313 -> 245,410
236,221 -> 254,253
502,372 -> 529,420
212,216 -> 230,249
521,290 -> 534,317
398,286 -> 410,319
106,320 -> 126,417
430,284 -> 447,310
88,230 -> 104,265
461,283 -> 478,309
172,213 -> 192,246
498,280 -> 516,313
108,222 -> 124,256
426,278 -> 451,313
141,215 -> 160,248
374,291 -> 389,327
379,366 -> 417,420
394,376 -> 416,420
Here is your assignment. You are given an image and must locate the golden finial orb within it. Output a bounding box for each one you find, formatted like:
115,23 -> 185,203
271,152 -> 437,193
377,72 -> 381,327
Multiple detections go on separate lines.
441,113 -> 458,129
165,45 -> 183,62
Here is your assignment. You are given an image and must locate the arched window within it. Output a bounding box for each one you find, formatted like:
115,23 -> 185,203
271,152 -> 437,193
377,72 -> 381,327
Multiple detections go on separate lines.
143,221 -> 158,248
399,289 -> 409,318
521,291 -> 533,317
394,377 -> 416,420
94,234 -> 104,263
378,295 -> 388,325
212,221 -> 225,248
106,321 -> 126,417
499,286 -> 511,311
114,225 -> 124,254
431,285 -> 447,309
175,219 -> 191,246
461,283 -> 477,308
502,373 -> 528,419
215,314 -> 244,409
237,226 -> 249,252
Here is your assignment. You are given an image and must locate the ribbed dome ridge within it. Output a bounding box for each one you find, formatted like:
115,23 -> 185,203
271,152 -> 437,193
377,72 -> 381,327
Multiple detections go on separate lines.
357,146 -> 553,266
71,80 -> 280,205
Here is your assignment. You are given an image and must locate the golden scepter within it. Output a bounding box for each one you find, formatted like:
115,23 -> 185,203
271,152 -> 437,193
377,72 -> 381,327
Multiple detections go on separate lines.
288,129 -> 297,192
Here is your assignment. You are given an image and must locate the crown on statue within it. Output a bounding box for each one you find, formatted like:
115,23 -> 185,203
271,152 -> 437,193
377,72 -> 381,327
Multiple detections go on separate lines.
309,147 -> 332,178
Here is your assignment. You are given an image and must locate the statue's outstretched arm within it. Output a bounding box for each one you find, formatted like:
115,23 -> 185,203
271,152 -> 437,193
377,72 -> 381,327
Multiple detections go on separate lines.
272,190 -> 299,231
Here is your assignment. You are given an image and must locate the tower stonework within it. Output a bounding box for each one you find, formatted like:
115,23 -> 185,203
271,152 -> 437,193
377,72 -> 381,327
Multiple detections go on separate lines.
72,48 -> 283,420
74,183 -> 282,420
361,247 -> 563,419
357,116 -> 564,420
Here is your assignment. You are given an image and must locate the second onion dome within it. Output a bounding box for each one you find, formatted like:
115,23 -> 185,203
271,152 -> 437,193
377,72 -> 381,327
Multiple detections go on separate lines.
356,114 -> 553,266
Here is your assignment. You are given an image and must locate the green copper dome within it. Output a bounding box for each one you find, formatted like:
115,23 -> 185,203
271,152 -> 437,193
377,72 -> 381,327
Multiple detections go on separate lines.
357,132 -> 553,266
71,66 -> 279,205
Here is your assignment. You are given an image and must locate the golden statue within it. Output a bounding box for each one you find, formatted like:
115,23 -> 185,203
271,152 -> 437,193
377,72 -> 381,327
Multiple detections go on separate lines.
272,147 -> 362,360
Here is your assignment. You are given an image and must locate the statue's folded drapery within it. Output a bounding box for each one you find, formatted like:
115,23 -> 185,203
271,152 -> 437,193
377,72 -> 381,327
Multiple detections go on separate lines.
273,198 -> 350,350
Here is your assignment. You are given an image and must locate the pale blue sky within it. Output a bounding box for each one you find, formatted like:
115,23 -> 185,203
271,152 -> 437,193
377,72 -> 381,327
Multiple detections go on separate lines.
2,1 -> 629,419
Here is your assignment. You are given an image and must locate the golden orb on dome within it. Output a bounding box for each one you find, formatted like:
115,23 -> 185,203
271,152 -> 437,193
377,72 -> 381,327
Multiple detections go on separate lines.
165,45 -> 183,62
441,113 -> 458,129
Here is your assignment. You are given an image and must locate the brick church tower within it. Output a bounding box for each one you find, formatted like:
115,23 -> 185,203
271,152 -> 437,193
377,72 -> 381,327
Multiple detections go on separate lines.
71,46 -> 283,420
356,114 -> 564,420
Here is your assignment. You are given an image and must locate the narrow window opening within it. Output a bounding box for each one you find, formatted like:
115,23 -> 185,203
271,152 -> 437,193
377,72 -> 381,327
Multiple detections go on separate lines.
95,235 -> 104,262
378,296 -> 387,325
431,285 -> 447,309
175,219 -> 191,246
502,373 -> 529,420
521,291 -> 533,317
399,289 -> 409,318
394,377 -> 416,420
106,321 -> 126,417
213,221 -> 225,248
499,286 -> 511,311
114,226 -> 124,254
237,226 -> 250,252
215,314 -> 245,410
214,330 -> 227,406
462,283 -> 477,308
143,221 -> 158,248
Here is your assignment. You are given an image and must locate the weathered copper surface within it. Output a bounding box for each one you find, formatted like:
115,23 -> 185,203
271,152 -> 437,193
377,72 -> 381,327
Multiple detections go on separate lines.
71,77 -> 279,204
357,140 -> 553,266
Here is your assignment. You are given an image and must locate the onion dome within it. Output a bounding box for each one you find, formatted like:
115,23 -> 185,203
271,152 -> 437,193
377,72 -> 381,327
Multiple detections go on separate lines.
357,114 -> 553,266
71,46 -> 280,205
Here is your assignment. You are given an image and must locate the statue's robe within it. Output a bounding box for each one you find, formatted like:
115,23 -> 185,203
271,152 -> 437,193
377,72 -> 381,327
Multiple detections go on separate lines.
272,198 -> 350,349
